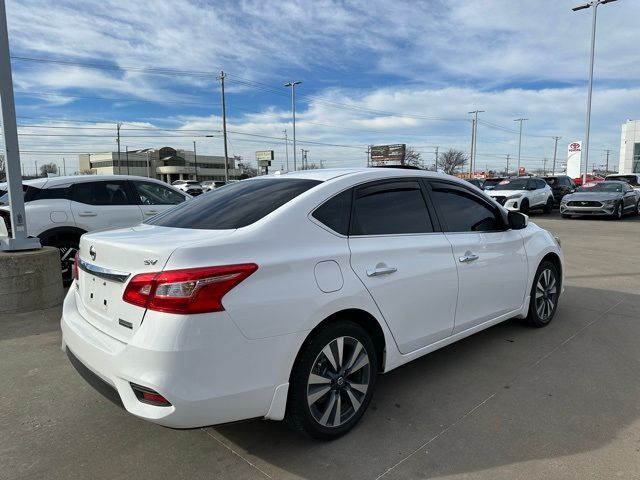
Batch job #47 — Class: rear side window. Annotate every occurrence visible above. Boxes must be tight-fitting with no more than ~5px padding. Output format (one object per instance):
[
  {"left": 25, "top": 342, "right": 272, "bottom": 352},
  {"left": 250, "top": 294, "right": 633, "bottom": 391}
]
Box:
[
  {"left": 429, "top": 181, "right": 502, "bottom": 232},
  {"left": 351, "top": 181, "right": 433, "bottom": 235},
  {"left": 146, "top": 178, "right": 321, "bottom": 230},
  {"left": 27, "top": 186, "right": 70, "bottom": 201},
  {"left": 312, "top": 189, "right": 352, "bottom": 235},
  {"left": 72, "top": 181, "right": 131, "bottom": 206}
]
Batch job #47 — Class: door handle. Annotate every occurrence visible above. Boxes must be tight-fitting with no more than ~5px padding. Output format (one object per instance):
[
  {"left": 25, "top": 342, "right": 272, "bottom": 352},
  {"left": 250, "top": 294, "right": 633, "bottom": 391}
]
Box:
[
  {"left": 459, "top": 252, "right": 479, "bottom": 263},
  {"left": 144, "top": 210, "right": 159, "bottom": 215},
  {"left": 366, "top": 265, "right": 398, "bottom": 277},
  {"left": 78, "top": 211, "right": 97, "bottom": 217}
]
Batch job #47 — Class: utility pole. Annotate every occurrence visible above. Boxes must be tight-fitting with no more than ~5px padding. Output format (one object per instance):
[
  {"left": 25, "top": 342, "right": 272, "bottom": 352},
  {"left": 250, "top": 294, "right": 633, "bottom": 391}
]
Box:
[
  {"left": 506, "top": 154, "right": 510, "bottom": 176},
  {"left": 125, "top": 145, "right": 130, "bottom": 175},
  {"left": 283, "top": 129, "right": 289, "bottom": 171},
  {"left": 116, "top": 122, "right": 122, "bottom": 175},
  {"left": 193, "top": 140, "right": 198, "bottom": 181},
  {"left": 146, "top": 151, "right": 151, "bottom": 178},
  {"left": 605, "top": 149, "right": 610, "bottom": 173},
  {"left": 543, "top": 158, "right": 548, "bottom": 175},
  {"left": 572, "top": 0, "right": 617, "bottom": 184},
  {"left": 434, "top": 146, "right": 439, "bottom": 172},
  {"left": 468, "top": 110, "right": 484, "bottom": 174},
  {"left": 0, "top": 0, "right": 39, "bottom": 250},
  {"left": 301, "top": 149, "right": 309, "bottom": 169},
  {"left": 514, "top": 118, "right": 528, "bottom": 176},
  {"left": 63, "top": 157, "right": 66, "bottom": 176},
  {"left": 366, "top": 145, "right": 371, "bottom": 167},
  {"left": 469, "top": 118, "right": 475, "bottom": 177},
  {"left": 552, "top": 136, "right": 560, "bottom": 175},
  {"left": 217, "top": 71, "right": 229, "bottom": 182},
  {"left": 34, "top": 161, "right": 37, "bottom": 177},
  {"left": 285, "top": 81, "right": 302, "bottom": 170}
]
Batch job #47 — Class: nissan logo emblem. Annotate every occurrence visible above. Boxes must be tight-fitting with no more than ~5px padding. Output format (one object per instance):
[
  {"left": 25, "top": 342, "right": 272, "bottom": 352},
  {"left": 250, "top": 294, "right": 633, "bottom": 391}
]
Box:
[{"left": 89, "top": 245, "right": 96, "bottom": 261}]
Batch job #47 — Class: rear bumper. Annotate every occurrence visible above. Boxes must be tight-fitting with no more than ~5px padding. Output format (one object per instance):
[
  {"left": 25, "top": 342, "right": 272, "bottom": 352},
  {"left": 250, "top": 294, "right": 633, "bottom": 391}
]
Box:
[{"left": 61, "top": 287, "right": 302, "bottom": 428}]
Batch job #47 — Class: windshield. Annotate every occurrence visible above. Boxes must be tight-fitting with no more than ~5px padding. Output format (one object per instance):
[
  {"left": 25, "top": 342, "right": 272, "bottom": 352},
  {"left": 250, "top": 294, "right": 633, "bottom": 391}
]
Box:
[
  {"left": 577, "top": 182, "right": 623, "bottom": 193},
  {"left": 483, "top": 178, "right": 504, "bottom": 187},
  {"left": 493, "top": 178, "right": 528, "bottom": 191},
  {"left": 146, "top": 178, "right": 321, "bottom": 229}
]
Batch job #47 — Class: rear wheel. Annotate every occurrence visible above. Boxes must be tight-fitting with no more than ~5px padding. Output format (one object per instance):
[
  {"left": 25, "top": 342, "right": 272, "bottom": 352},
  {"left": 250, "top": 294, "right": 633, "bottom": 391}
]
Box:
[
  {"left": 527, "top": 261, "right": 560, "bottom": 328},
  {"left": 543, "top": 196, "right": 553, "bottom": 214},
  {"left": 520, "top": 198, "right": 530, "bottom": 215},
  {"left": 286, "top": 321, "right": 377, "bottom": 440},
  {"left": 42, "top": 237, "right": 79, "bottom": 286},
  {"left": 633, "top": 200, "right": 640, "bottom": 216}
]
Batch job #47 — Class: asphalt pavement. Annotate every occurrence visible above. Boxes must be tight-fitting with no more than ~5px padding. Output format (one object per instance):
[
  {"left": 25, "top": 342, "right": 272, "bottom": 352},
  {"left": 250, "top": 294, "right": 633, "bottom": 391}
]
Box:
[{"left": 2, "top": 211, "right": 640, "bottom": 480}]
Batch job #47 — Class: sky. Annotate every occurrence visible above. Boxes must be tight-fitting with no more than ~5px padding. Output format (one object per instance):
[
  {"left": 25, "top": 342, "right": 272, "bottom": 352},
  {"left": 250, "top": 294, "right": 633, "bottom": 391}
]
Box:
[{"left": 2, "top": 0, "right": 640, "bottom": 175}]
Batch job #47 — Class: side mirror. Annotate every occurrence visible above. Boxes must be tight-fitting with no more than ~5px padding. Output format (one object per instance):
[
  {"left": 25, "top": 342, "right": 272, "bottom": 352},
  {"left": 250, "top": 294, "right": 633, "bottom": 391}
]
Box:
[{"left": 508, "top": 211, "right": 528, "bottom": 230}]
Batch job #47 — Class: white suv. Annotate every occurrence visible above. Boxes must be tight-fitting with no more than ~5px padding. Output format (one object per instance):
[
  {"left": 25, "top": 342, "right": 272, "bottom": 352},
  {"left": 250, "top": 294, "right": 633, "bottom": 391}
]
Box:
[
  {"left": 171, "top": 180, "right": 203, "bottom": 196},
  {"left": 62, "top": 168, "right": 563, "bottom": 440},
  {"left": 487, "top": 177, "right": 554, "bottom": 214},
  {"left": 0, "top": 175, "right": 189, "bottom": 283}
]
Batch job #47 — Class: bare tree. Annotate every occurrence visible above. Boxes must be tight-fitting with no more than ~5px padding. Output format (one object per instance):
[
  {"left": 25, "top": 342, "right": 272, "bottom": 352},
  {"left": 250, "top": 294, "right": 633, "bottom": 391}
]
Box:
[
  {"left": 403, "top": 146, "right": 422, "bottom": 168},
  {"left": 237, "top": 161, "right": 257, "bottom": 179},
  {"left": 302, "top": 163, "right": 320, "bottom": 170},
  {"left": 439, "top": 149, "right": 468, "bottom": 175},
  {"left": 39, "top": 162, "right": 58, "bottom": 177}
]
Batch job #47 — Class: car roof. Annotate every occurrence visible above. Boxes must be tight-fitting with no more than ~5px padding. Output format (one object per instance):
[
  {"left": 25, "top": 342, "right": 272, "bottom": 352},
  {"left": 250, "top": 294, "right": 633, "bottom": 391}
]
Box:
[{"left": 8, "top": 175, "right": 176, "bottom": 189}]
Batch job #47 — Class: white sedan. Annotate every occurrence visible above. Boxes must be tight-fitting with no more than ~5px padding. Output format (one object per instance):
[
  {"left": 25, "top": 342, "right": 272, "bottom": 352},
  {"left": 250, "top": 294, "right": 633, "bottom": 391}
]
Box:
[{"left": 61, "top": 168, "right": 563, "bottom": 440}]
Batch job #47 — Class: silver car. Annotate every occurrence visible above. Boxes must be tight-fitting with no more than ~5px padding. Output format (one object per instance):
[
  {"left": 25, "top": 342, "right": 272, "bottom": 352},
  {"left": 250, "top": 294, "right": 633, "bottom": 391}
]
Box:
[{"left": 560, "top": 181, "right": 640, "bottom": 219}]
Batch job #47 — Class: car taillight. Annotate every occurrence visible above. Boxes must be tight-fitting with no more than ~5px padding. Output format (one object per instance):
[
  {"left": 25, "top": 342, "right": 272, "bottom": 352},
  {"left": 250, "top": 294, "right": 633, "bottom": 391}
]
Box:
[
  {"left": 122, "top": 264, "right": 258, "bottom": 314},
  {"left": 73, "top": 251, "right": 80, "bottom": 281}
]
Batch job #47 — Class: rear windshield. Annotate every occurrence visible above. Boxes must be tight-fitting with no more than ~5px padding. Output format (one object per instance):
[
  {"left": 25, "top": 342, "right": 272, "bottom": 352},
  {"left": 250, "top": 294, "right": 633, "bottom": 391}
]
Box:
[
  {"left": 146, "top": 178, "right": 321, "bottom": 229},
  {"left": 606, "top": 175, "right": 638, "bottom": 186}
]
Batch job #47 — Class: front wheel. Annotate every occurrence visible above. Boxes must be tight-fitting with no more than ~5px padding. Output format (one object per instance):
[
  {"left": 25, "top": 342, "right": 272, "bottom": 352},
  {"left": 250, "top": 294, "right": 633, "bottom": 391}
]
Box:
[
  {"left": 612, "top": 201, "right": 624, "bottom": 220},
  {"left": 520, "top": 198, "right": 530, "bottom": 215},
  {"left": 633, "top": 200, "right": 640, "bottom": 216},
  {"left": 543, "top": 196, "right": 553, "bottom": 214},
  {"left": 43, "top": 237, "right": 79, "bottom": 286},
  {"left": 527, "top": 261, "right": 560, "bottom": 328},
  {"left": 286, "top": 321, "right": 377, "bottom": 440}
]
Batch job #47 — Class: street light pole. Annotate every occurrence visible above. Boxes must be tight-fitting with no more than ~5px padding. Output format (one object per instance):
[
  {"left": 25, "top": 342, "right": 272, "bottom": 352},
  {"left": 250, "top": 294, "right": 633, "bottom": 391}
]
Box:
[
  {"left": 217, "top": 71, "right": 229, "bottom": 182},
  {"left": 283, "top": 129, "right": 289, "bottom": 171},
  {"left": 468, "top": 110, "right": 484, "bottom": 175},
  {"left": 572, "top": 0, "right": 617, "bottom": 184},
  {"left": 285, "top": 81, "right": 302, "bottom": 171},
  {"left": 552, "top": 136, "right": 560, "bottom": 175},
  {"left": 193, "top": 140, "right": 198, "bottom": 181},
  {"left": 0, "top": 0, "right": 40, "bottom": 250},
  {"left": 514, "top": 118, "right": 528, "bottom": 176}
]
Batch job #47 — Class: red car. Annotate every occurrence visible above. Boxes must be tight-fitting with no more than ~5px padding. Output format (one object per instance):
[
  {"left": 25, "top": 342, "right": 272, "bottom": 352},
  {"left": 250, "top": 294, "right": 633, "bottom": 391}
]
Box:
[{"left": 573, "top": 174, "right": 604, "bottom": 186}]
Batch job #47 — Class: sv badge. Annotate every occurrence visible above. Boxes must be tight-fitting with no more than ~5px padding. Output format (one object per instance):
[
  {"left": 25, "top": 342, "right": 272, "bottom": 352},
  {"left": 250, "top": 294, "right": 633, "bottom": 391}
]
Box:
[{"left": 144, "top": 259, "right": 158, "bottom": 265}]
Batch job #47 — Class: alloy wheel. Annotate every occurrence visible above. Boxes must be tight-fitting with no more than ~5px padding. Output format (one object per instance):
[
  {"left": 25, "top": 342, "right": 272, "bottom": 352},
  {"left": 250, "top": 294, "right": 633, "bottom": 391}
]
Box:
[
  {"left": 306, "top": 336, "right": 371, "bottom": 428},
  {"left": 535, "top": 269, "right": 557, "bottom": 321}
]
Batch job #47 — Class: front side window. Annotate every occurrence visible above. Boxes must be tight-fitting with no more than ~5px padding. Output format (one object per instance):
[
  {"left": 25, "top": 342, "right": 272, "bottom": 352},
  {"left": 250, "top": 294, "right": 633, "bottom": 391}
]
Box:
[
  {"left": 429, "top": 181, "right": 502, "bottom": 232},
  {"left": 350, "top": 181, "right": 433, "bottom": 236},
  {"left": 72, "top": 181, "right": 131, "bottom": 206},
  {"left": 132, "top": 181, "right": 185, "bottom": 205},
  {"left": 146, "top": 178, "right": 321, "bottom": 230}
]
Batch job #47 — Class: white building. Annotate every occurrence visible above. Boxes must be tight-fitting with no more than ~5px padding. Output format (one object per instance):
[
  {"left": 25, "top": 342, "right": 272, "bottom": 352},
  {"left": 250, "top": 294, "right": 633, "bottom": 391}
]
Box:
[
  {"left": 618, "top": 120, "right": 640, "bottom": 174},
  {"left": 79, "top": 146, "right": 240, "bottom": 183}
]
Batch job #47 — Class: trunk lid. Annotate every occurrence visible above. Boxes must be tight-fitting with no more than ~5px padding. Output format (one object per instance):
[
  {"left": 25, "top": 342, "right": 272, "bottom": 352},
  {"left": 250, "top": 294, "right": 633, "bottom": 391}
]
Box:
[{"left": 76, "top": 224, "right": 234, "bottom": 343}]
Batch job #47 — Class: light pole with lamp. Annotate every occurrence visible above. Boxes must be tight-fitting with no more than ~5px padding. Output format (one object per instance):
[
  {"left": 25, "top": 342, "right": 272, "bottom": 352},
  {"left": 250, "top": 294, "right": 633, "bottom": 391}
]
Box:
[
  {"left": 284, "top": 81, "right": 302, "bottom": 171},
  {"left": 572, "top": 0, "right": 618, "bottom": 184}
]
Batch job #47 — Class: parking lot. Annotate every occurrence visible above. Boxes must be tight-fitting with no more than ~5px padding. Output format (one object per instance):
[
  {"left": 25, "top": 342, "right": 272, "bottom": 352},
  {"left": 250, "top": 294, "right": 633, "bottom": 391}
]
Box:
[{"left": 2, "top": 211, "right": 640, "bottom": 480}]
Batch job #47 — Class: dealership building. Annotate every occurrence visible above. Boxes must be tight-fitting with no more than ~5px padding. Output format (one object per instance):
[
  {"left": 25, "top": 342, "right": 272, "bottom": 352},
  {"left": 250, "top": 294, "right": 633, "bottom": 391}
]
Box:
[
  {"left": 618, "top": 120, "right": 640, "bottom": 174},
  {"left": 79, "top": 146, "right": 240, "bottom": 183}
]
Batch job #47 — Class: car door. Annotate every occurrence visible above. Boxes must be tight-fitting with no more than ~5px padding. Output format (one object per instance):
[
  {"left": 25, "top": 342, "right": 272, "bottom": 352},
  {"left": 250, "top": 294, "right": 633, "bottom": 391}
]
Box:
[
  {"left": 622, "top": 184, "right": 636, "bottom": 211},
  {"left": 530, "top": 179, "right": 544, "bottom": 206},
  {"left": 347, "top": 179, "right": 458, "bottom": 354},
  {"left": 426, "top": 180, "right": 528, "bottom": 334},
  {"left": 70, "top": 180, "right": 144, "bottom": 232},
  {"left": 129, "top": 180, "right": 188, "bottom": 219}
]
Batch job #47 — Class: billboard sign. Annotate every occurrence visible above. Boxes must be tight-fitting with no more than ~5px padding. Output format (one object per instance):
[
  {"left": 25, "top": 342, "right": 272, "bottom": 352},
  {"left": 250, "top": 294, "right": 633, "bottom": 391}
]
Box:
[
  {"left": 256, "top": 150, "right": 274, "bottom": 161},
  {"left": 566, "top": 141, "right": 583, "bottom": 179},
  {"left": 370, "top": 144, "right": 406, "bottom": 164}
]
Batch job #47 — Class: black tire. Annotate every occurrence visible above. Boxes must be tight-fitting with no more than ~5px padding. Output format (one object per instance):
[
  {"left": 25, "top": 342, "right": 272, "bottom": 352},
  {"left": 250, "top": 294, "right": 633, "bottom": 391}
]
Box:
[
  {"left": 285, "top": 321, "right": 377, "bottom": 440},
  {"left": 633, "top": 201, "right": 640, "bottom": 216},
  {"left": 527, "top": 261, "right": 560, "bottom": 328},
  {"left": 543, "top": 197, "right": 553, "bottom": 214},
  {"left": 520, "top": 198, "right": 530, "bottom": 215},
  {"left": 561, "top": 213, "right": 572, "bottom": 219},
  {"left": 42, "top": 237, "right": 79, "bottom": 286},
  {"left": 612, "top": 201, "right": 624, "bottom": 220}
]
